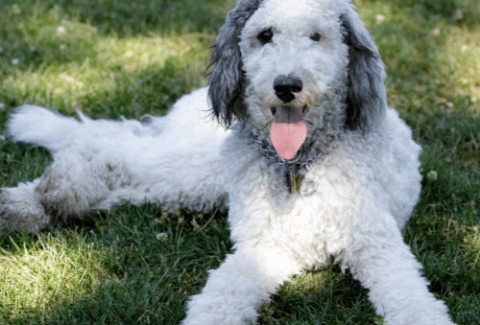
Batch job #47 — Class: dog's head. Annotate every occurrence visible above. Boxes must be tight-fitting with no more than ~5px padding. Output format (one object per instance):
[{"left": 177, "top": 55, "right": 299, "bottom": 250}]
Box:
[{"left": 209, "top": 0, "right": 387, "bottom": 157}]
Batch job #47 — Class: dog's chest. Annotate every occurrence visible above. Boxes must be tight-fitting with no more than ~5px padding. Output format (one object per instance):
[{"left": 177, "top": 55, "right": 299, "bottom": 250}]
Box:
[
  {"left": 223, "top": 131, "right": 359, "bottom": 263},
  {"left": 228, "top": 161, "right": 354, "bottom": 266}
]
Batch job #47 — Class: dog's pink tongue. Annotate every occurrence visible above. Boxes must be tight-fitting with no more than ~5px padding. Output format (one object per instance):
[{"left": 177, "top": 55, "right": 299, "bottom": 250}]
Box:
[{"left": 270, "top": 122, "right": 307, "bottom": 160}]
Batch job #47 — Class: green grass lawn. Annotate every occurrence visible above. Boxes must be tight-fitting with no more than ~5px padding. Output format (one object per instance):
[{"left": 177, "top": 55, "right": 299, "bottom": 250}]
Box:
[{"left": 0, "top": 0, "right": 479, "bottom": 324}]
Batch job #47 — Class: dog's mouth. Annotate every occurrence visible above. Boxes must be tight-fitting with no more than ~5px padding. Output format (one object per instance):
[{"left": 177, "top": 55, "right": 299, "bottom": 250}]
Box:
[{"left": 269, "top": 104, "right": 309, "bottom": 160}]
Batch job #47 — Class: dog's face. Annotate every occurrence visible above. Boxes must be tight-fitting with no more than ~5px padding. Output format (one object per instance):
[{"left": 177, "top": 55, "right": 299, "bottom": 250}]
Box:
[
  {"left": 240, "top": 0, "right": 348, "bottom": 155},
  {"left": 209, "top": 0, "right": 387, "bottom": 158}
]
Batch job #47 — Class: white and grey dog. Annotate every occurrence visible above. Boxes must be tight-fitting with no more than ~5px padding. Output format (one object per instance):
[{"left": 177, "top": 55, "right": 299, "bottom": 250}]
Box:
[{"left": 1, "top": 0, "right": 456, "bottom": 324}]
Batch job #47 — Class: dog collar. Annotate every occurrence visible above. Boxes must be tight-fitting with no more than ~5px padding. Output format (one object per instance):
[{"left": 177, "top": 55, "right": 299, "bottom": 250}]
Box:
[
  {"left": 236, "top": 122, "right": 335, "bottom": 196},
  {"left": 254, "top": 137, "right": 322, "bottom": 195}
]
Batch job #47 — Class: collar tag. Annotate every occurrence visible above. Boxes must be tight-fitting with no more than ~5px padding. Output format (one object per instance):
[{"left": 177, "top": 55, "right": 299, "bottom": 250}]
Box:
[{"left": 284, "top": 168, "right": 317, "bottom": 196}]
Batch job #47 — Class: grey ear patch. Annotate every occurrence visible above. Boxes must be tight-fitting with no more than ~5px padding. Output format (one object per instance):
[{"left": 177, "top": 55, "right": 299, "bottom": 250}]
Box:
[
  {"left": 340, "top": 12, "right": 387, "bottom": 133},
  {"left": 208, "top": 0, "right": 264, "bottom": 128}
]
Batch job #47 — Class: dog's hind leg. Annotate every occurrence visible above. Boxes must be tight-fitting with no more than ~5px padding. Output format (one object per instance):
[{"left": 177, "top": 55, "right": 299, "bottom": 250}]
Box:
[
  {"left": 0, "top": 146, "right": 132, "bottom": 232},
  {"left": 29, "top": 130, "right": 228, "bottom": 229},
  {"left": 1, "top": 87, "right": 228, "bottom": 232},
  {"left": 0, "top": 179, "right": 49, "bottom": 233},
  {"left": 0, "top": 106, "right": 84, "bottom": 232},
  {"left": 0, "top": 105, "right": 148, "bottom": 231}
]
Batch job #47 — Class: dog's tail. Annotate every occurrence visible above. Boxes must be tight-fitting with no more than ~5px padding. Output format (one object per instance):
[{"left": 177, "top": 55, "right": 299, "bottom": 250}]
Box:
[
  {"left": 7, "top": 105, "right": 86, "bottom": 154},
  {"left": 7, "top": 105, "right": 153, "bottom": 154}
]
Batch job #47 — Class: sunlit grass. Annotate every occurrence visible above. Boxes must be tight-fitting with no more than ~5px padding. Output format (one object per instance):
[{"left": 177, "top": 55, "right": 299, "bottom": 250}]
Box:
[
  {"left": 0, "top": 231, "right": 105, "bottom": 319},
  {"left": 2, "top": 32, "right": 212, "bottom": 116},
  {"left": 0, "top": 0, "right": 479, "bottom": 324}
]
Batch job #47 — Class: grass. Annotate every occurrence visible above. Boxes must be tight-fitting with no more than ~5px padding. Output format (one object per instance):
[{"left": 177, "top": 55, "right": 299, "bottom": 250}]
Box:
[{"left": 0, "top": 0, "right": 479, "bottom": 324}]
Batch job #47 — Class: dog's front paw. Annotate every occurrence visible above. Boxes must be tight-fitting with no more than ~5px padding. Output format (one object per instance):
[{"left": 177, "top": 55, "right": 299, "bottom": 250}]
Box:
[{"left": 182, "top": 291, "right": 261, "bottom": 325}]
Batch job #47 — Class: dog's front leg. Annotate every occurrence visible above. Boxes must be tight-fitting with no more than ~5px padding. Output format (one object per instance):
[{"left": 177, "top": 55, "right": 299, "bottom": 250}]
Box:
[
  {"left": 182, "top": 247, "right": 299, "bottom": 325},
  {"left": 343, "top": 222, "right": 456, "bottom": 325}
]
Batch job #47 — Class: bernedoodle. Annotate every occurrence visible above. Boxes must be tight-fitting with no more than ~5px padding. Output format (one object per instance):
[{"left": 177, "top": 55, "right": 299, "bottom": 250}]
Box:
[{"left": 1, "top": 0, "right": 456, "bottom": 324}]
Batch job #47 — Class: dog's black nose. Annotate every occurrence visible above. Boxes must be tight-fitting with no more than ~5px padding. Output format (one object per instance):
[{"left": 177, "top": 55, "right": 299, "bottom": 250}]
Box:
[{"left": 274, "top": 74, "right": 303, "bottom": 103}]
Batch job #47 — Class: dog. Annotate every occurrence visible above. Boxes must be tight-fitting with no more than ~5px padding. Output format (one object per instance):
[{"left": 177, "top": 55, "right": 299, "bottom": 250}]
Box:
[{"left": 0, "top": 0, "right": 457, "bottom": 324}]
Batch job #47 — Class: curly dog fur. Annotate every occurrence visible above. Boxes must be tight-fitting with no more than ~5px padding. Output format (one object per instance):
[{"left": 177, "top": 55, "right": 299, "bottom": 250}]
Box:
[{"left": 1, "top": 0, "right": 456, "bottom": 324}]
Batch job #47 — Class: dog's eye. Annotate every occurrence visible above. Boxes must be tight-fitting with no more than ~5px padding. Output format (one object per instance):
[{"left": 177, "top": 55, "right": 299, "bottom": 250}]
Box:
[
  {"left": 310, "top": 32, "right": 322, "bottom": 42},
  {"left": 257, "top": 29, "right": 273, "bottom": 45}
]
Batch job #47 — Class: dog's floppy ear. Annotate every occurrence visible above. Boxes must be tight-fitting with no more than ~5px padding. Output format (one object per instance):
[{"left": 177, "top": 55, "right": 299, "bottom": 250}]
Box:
[
  {"left": 340, "top": 9, "right": 387, "bottom": 133},
  {"left": 208, "top": 0, "right": 263, "bottom": 128}
]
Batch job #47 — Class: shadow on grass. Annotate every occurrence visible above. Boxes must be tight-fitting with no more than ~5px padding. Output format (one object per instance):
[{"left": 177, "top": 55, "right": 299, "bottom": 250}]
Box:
[{"left": 0, "top": 142, "right": 51, "bottom": 188}]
